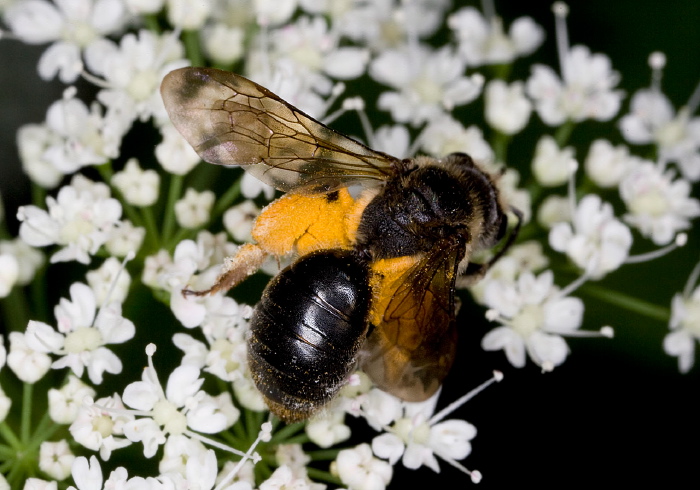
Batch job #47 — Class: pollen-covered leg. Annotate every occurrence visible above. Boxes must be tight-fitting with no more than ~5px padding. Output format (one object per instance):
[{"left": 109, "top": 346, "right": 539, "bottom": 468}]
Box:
[{"left": 183, "top": 243, "right": 267, "bottom": 296}]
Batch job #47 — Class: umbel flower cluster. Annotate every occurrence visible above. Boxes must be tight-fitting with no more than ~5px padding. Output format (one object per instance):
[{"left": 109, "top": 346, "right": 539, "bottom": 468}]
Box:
[{"left": 0, "top": 0, "right": 699, "bottom": 488}]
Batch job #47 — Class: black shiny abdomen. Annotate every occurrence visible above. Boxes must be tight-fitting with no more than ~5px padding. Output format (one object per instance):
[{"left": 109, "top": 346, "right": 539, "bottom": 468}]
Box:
[{"left": 248, "top": 250, "right": 371, "bottom": 421}]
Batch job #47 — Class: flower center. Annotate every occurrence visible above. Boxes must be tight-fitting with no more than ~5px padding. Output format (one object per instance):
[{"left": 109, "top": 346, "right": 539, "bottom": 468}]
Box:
[
  {"left": 682, "top": 299, "right": 700, "bottom": 337},
  {"left": 290, "top": 45, "right": 323, "bottom": 71},
  {"left": 92, "top": 414, "right": 114, "bottom": 438},
  {"left": 413, "top": 76, "right": 443, "bottom": 104},
  {"left": 127, "top": 70, "right": 159, "bottom": 102},
  {"left": 511, "top": 304, "right": 544, "bottom": 338},
  {"left": 211, "top": 338, "right": 240, "bottom": 374},
  {"left": 628, "top": 188, "right": 669, "bottom": 217},
  {"left": 63, "top": 21, "right": 97, "bottom": 47},
  {"left": 64, "top": 327, "right": 103, "bottom": 353},
  {"left": 60, "top": 218, "right": 95, "bottom": 245},
  {"left": 655, "top": 114, "right": 688, "bottom": 148},
  {"left": 152, "top": 399, "right": 187, "bottom": 435},
  {"left": 394, "top": 417, "right": 431, "bottom": 445}
]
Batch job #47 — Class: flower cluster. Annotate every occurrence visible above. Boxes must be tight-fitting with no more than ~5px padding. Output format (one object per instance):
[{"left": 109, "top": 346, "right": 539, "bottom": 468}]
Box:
[{"left": 0, "top": 1, "right": 698, "bottom": 489}]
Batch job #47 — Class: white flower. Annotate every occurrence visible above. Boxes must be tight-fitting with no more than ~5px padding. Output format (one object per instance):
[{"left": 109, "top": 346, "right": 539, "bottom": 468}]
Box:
[
  {"left": 306, "top": 410, "right": 351, "bottom": 448},
  {"left": 202, "top": 23, "right": 245, "bottom": 65},
  {"left": 537, "top": 195, "right": 571, "bottom": 229},
  {"left": 420, "top": 116, "right": 493, "bottom": 162},
  {"left": 23, "top": 478, "right": 58, "bottom": 490},
  {"left": 175, "top": 188, "right": 215, "bottom": 229},
  {"left": 584, "top": 139, "right": 640, "bottom": 188},
  {"left": 48, "top": 375, "right": 96, "bottom": 424},
  {"left": 241, "top": 172, "right": 275, "bottom": 200},
  {"left": 0, "top": 239, "right": 45, "bottom": 286},
  {"left": 166, "top": 0, "right": 211, "bottom": 30},
  {"left": 104, "top": 220, "right": 145, "bottom": 257},
  {"left": 333, "top": 443, "right": 392, "bottom": 490},
  {"left": 336, "top": 0, "right": 449, "bottom": 52},
  {"left": 84, "top": 29, "right": 188, "bottom": 125},
  {"left": 86, "top": 257, "right": 131, "bottom": 306},
  {"left": 70, "top": 456, "right": 104, "bottom": 490},
  {"left": 41, "top": 96, "right": 124, "bottom": 174},
  {"left": 124, "top": 0, "right": 164, "bottom": 14},
  {"left": 370, "top": 44, "right": 482, "bottom": 126},
  {"left": 0, "top": 385, "right": 11, "bottom": 423},
  {"left": 619, "top": 88, "right": 700, "bottom": 181},
  {"left": 70, "top": 394, "right": 133, "bottom": 460},
  {"left": 7, "top": 331, "right": 52, "bottom": 383},
  {"left": 223, "top": 200, "right": 260, "bottom": 243},
  {"left": 531, "top": 135, "right": 576, "bottom": 187},
  {"left": 664, "top": 284, "right": 700, "bottom": 373},
  {"left": 27, "top": 282, "right": 135, "bottom": 384},
  {"left": 173, "top": 301, "right": 250, "bottom": 381},
  {"left": 0, "top": 254, "right": 19, "bottom": 298},
  {"left": 468, "top": 240, "right": 550, "bottom": 301},
  {"left": 619, "top": 162, "right": 700, "bottom": 245},
  {"left": 448, "top": 7, "right": 544, "bottom": 66},
  {"left": 484, "top": 79, "right": 532, "bottom": 135},
  {"left": 270, "top": 15, "right": 369, "bottom": 80},
  {"left": 275, "top": 444, "right": 311, "bottom": 476},
  {"left": 372, "top": 125, "right": 410, "bottom": 159},
  {"left": 481, "top": 270, "right": 584, "bottom": 369},
  {"left": 254, "top": 0, "right": 297, "bottom": 26},
  {"left": 526, "top": 45, "right": 623, "bottom": 125},
  {"left": 549, "top": 195, "right": 632, "bottom": 279},
  {"left": 122, "top": 360, "right": 234, "bottom": 457},
  {"left": 370, "top": 392, "right": 476, "bottom": 474},
  {"left": 112, "top": 158, "right": 161, "bottom": 207},
  {"left": 156, "top": 122, "right": 201, "bottom": 175},
  {"left": 5, "top": 0, "right": 128, "bottom": 82},
  {"left": 16, "top": 123, "right": 63, "bottom": 189},
  {"left": 258, "top": 465, "right": 321, "bottom": 490},
  {"left": 17, "top": 175, "right": 122, "bottom": 264},
  {"left": 158, "top": 434, "right": 208, "bottom": 476},
  {"left": 39, "top": 440, "right": 75, "bottom": 481}
]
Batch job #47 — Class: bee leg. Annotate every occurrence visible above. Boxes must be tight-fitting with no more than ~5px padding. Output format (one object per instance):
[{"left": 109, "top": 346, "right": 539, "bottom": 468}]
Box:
[{"left": 182, "top": 243, "right": 268, "bottom": 296}]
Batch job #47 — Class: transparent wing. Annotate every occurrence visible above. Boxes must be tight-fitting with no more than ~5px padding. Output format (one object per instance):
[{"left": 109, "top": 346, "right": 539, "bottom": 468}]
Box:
[
  {"left": 161, "top": 67, "right": 399, "bottom": 193},
  {"left": 361, "top": 238, "right": 465, "bottom": 402}
]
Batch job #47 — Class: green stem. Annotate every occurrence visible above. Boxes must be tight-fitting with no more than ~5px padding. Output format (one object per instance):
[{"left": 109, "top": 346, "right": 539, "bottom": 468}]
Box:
[
  {"left": 183, "top": 29, "right": 205, "bottom": 67},
  {"left": 212, "top": 177, "right": 243, "bottom": 220},
  {"left": 26, "top": 413, "right": 60, "bottom": 453},
  {"left": 268, "top": 421, "right": 306, "bottom": 444},
  {"left": 144, "top": 13, "right": 161, "bottom": 33},
  {"left": 306, "top": 466, "right": 342, "bottom": 486},
  {"left": 0, "top": 286, "right": 31, "bottom": 333},
  {"left": 553, "top": 120, "right": 575, "bottom": 146},
  {"left": 491, "top": 130, "right": 511, "bottom": 164},
  {"left": 581, "top": 283, "right": 670, "bottom": 323},
  {"left": 31, "top": 184, "right": 46, "bottom": 208},
  {"left": 162, "top": 174, "right": 184, "bottom": 245},
  {"left": 0, "top": 422, "right": 21, "bottom": 450},
  {"left": 0, "top": 444, "right": 17, "bottom": 459},
  {"left": 21, "top": 383, "right": 33, "bottom": 444},
  {"left": 140, "top": 205, "right": 161, "bottom": 251},
  {"left": 306, "top": 448, "right": 341, "bottom": 461}
]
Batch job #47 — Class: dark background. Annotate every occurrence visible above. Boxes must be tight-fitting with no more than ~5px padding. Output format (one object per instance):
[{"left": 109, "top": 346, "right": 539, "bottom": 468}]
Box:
[{"left": 1, "top": 1, "right": 699, "bottom": 488}]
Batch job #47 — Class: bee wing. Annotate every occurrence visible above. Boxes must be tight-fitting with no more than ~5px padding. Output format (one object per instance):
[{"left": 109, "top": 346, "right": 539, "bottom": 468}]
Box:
[
  {"left": 161, "top": 67, "right": 399, "bottom": 193},
  {"left": 361, "top": 239, "right": 465, "bottom": 402}
]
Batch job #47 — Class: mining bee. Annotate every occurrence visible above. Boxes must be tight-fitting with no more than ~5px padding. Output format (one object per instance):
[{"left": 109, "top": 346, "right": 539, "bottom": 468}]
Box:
[{"left": 161, "top": 67, "right": 521, "bottom": 422}]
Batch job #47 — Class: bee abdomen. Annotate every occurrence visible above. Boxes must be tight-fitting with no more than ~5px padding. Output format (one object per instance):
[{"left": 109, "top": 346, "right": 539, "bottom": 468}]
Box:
[{"left": 248, "top": 250, "right": 371, "bottom": 422}]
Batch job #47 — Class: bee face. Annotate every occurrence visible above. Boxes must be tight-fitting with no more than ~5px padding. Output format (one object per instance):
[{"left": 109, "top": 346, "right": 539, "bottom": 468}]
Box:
[{"left": 161, "top": 67, "right": 520, "bottom": 421}]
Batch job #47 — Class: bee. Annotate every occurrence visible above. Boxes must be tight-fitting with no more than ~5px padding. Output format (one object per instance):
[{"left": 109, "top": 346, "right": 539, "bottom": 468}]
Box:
[{"left": 160, "top": 67, "right": 521, "bottom": 422}]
